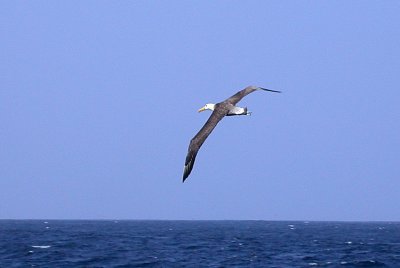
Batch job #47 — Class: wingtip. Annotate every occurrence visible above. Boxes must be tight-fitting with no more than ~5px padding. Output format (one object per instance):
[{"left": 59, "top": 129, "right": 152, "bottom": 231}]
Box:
[
  {"left": 182, "top": 167, "right": 189, "bottom": 183},
  {"left": 259, "top": 87, "right": 281, "bottom": 93}
]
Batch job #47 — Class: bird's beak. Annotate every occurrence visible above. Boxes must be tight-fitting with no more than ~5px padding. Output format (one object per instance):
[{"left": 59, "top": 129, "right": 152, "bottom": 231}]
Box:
[{"left": 198, "top": 106, "right": 206, "bottom": 113}]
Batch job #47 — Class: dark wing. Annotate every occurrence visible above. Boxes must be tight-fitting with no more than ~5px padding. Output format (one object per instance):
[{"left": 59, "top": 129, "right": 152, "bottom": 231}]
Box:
[
  {"left": 226, "top": 86, "right": 281, "bottom": 105},
  {"left": 183, "top": 108, "right": 227, "bottom": 182},
  {"left": 224, "top": 86, "right": 259, "bottom": 105}
]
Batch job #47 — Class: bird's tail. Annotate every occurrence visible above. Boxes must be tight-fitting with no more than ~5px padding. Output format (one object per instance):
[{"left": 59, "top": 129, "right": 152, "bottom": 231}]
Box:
[{"left": 244, "top": 107, "right": 252, "bottom": 116}]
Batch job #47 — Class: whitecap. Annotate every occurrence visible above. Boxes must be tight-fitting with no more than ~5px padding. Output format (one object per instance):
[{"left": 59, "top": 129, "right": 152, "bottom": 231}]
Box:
[
  {"left": 309, "top": 262, "right": 318, "bottom": 266},
  {"left": 345, "top": 241, "right": 352, "bottom": 244},
  {"left": 32, "top": 245, "right": 51, "bottom": 249}
]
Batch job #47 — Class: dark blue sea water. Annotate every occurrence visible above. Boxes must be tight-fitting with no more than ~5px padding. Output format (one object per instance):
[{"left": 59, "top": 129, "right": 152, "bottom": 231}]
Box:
[{"left": 0, "top": 220, "right": 399, "bottom": 267}]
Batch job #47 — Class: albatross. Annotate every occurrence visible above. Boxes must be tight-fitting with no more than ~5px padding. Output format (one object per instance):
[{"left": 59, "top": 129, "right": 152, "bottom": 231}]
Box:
[{"left": 182, "top": 85, "right": 281, "bottom": 182}]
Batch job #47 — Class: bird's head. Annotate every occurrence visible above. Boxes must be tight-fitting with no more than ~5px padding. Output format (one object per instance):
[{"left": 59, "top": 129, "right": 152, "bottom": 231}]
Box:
[{"left": 198, "top": 103, "right": 216, "bottom": 113}]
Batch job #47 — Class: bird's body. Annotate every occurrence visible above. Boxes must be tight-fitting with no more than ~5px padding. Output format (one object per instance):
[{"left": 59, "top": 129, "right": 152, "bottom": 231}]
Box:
[{"left": 182, "top": 85, "right": 281, "bottom": 182}]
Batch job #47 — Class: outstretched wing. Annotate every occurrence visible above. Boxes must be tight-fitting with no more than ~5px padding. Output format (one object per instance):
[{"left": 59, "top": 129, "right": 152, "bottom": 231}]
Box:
[
  {"left": 183, "top": 108, "right": 226, "bottom": 182},
  {"left": 226, "top": 86, "right": 281, "bottom": 105}
]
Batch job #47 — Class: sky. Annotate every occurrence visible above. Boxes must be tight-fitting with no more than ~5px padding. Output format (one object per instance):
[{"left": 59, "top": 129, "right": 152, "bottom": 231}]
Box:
[{"left": 1, "top": 1, "right": 399, "bottom": 221}]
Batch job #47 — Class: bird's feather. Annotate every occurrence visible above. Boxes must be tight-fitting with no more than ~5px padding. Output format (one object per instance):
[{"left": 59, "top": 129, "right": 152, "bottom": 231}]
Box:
[
  {"left": 225, "top": 86, "right": 259, "bottom": 105},
  {"left": 183, "top": 107, "right": 226, "bottom": 182},
  {"left": 226, "top": 86, "right": 280, "bottom": 105}
]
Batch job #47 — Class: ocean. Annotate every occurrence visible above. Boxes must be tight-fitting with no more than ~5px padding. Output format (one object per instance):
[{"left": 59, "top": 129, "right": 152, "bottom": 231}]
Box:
[{"left": 0, "top": 220, "right": 399, "bottom": 267}]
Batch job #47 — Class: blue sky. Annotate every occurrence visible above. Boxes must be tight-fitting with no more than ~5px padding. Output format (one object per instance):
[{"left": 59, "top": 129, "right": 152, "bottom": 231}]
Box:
[{"left": 1, "top": 1, "right": 399, "bottom": 220}]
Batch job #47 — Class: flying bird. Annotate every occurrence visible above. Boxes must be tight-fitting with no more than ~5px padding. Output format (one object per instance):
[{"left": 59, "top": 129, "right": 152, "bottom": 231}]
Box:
[{"left": 182, "top": 85, "right": 281, "bottom": 182}]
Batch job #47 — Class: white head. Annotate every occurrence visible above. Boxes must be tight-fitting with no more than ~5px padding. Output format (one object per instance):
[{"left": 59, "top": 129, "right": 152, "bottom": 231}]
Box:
[{"left": 198, "top": 103, "right": 216, "bottom": 113}]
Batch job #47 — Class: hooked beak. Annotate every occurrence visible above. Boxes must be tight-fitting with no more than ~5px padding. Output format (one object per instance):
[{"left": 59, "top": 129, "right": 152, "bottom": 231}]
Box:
[{"left": 198, "top": 106, "right": 206, "bottom": 113}]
